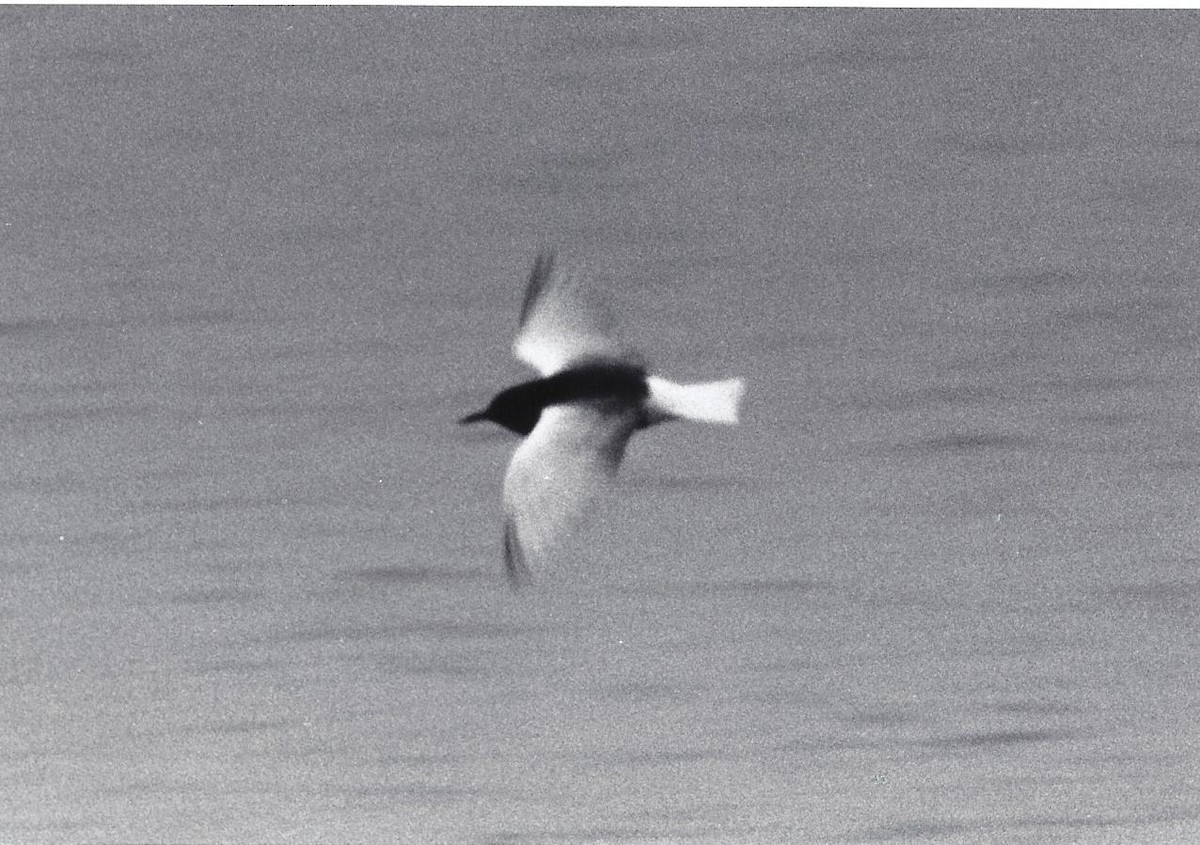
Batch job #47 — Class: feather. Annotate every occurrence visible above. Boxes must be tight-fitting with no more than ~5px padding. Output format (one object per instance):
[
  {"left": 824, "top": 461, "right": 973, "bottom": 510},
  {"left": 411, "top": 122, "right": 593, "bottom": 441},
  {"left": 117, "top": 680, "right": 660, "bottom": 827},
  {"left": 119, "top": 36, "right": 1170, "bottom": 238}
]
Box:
[
  {"left": 501, "top": 403, "right": 639, "bottom": 574},
  {"left": 511, "top": 250, "right": 638, "bottom": 376}
]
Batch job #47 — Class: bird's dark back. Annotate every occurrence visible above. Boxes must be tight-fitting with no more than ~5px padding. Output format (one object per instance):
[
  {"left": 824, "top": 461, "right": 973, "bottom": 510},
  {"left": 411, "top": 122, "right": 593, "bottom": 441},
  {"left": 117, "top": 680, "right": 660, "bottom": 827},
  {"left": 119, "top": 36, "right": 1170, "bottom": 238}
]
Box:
[
  {"left": 542, "top": 361, "right": 648, "bottom": 406},
  {"left": 489, "top": 361, "right": 648, "bottom": 436}
]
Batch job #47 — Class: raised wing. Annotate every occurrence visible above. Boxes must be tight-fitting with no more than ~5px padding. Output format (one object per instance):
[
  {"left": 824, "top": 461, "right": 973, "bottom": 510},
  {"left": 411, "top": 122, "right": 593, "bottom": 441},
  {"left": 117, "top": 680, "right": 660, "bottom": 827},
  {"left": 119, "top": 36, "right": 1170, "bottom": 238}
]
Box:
[
  {"left": 501, "top": 403, "right": 640, "bottom": 583},
  {"left": 512, "top": 251, "right": 637, "bottom": 376}
]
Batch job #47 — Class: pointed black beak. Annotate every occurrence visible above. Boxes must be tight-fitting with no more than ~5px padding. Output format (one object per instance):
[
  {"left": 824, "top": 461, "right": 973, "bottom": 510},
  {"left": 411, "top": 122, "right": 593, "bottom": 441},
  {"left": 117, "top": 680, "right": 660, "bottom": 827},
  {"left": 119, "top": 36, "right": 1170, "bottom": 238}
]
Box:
[{"left": 459, "top": 410, "right": 489, "bottom": 425}]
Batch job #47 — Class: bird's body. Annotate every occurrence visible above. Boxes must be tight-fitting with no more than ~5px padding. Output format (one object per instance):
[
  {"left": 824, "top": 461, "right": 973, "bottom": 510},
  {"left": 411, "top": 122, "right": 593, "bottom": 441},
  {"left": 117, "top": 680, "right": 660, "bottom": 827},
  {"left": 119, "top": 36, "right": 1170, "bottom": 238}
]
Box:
[
  {"left": 461, "top": 360, "right": 650, "bottom": 436},
  {"left": 460, "top": 251, "right": 744, "bottom": 584}
]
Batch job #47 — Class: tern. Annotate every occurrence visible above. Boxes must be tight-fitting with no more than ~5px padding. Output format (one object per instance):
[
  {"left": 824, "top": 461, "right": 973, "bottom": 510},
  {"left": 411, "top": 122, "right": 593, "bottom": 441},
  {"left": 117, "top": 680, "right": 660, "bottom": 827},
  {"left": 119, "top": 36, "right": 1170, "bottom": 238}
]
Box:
[{"left": 460, "top": 251, "right": 745, "bottom": 585}]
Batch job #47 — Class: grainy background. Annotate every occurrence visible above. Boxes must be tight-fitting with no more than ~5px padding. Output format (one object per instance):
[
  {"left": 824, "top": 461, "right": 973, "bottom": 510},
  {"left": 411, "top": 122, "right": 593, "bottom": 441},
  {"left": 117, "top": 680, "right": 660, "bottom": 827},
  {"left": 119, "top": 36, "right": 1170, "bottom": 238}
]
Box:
[{"left": 2, "top": 8, "right": 1198, "bottom": 843}]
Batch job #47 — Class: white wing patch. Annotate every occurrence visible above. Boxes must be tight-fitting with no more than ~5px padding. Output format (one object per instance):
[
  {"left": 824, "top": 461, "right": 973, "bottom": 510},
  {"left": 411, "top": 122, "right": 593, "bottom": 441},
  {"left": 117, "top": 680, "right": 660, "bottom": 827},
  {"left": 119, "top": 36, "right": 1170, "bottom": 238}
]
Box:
[
  {"left": 512, "top": 251, "right": 633, "bottom": 376},
  {"left": 501, "top": 403, "right": 640, "bottom": 576}
]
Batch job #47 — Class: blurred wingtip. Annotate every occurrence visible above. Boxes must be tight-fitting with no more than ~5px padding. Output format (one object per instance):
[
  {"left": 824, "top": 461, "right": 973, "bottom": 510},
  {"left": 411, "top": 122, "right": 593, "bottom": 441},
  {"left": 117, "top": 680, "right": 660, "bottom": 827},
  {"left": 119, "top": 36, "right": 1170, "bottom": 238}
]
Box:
[
  {"left": 518, "top": 248, "right": 558, "bottom": 329},
  {"left": 512, "top": 248, "right": 638, "bottom": 375},
  {"left": 503, "top": 518, "right": 532, "bottom": 589}
]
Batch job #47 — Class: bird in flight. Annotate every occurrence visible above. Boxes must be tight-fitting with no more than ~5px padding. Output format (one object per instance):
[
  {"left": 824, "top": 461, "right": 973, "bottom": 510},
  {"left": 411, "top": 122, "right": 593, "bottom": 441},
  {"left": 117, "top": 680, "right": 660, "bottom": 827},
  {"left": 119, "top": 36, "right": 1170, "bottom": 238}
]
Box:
[{"left": 460, "top": 250, "right": 745, "bottom": 586}]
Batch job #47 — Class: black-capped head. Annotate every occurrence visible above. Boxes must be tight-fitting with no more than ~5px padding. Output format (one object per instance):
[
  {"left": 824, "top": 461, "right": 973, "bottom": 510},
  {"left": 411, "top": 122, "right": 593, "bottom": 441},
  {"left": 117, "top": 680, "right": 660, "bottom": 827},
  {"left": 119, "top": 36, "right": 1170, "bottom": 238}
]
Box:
[{"left": 459, "top": 383, "right": 543, "bottom": 436}]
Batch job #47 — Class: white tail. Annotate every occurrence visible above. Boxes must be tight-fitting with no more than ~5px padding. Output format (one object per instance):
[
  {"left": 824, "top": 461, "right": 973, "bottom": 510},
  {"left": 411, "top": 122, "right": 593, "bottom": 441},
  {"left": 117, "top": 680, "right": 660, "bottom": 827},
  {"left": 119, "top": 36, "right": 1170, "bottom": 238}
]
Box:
[{"left": 645, "top": 376, "right": 745, "bottom": 425}]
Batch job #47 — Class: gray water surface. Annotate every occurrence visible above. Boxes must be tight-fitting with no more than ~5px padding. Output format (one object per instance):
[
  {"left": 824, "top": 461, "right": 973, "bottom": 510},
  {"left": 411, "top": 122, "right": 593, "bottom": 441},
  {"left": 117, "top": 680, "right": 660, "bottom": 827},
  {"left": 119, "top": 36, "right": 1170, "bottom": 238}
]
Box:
[{"left": 2, "top": 8, "right": 1198, "bottom": 844}]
